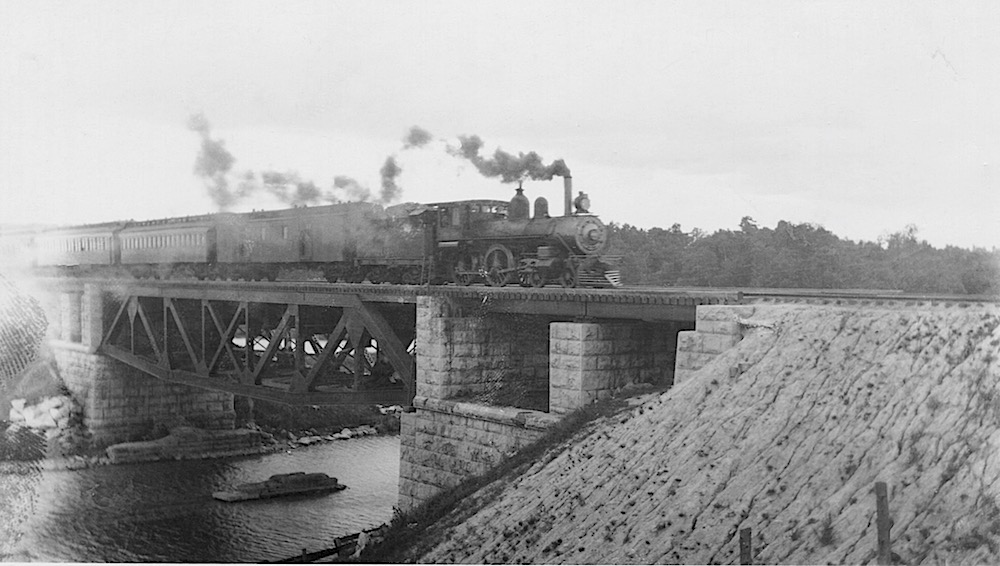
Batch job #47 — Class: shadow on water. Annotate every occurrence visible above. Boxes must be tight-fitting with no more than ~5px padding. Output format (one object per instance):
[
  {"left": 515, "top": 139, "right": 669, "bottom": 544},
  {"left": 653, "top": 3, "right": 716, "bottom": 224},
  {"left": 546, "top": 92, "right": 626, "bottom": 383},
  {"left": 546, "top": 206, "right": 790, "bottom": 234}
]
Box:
[{"left": 10, "top": 435, "right": 400, "bottom": 563}]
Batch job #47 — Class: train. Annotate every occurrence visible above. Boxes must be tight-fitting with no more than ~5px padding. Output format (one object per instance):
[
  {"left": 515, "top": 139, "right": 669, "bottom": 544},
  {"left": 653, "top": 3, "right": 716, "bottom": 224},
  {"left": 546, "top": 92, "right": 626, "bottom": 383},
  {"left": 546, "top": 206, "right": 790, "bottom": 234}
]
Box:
[{"left": 0, "top": 177, "right": 621, "bottom": 288}]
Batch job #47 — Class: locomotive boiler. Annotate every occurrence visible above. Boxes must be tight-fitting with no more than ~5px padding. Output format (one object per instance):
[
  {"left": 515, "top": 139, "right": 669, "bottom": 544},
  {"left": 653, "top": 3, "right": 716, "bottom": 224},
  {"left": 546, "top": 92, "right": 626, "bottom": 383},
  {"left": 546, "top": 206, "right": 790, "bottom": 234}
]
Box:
[{"left": 429, "top": 176, "right": 619, "bottom": 288}]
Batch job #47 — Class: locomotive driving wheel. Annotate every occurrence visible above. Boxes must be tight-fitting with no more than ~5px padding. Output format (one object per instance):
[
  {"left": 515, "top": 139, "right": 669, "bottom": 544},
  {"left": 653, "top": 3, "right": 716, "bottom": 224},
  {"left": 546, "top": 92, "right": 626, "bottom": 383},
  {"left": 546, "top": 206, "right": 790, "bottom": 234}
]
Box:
[{"left": 484, "top": 245, "right": 514, "bottom": 287}]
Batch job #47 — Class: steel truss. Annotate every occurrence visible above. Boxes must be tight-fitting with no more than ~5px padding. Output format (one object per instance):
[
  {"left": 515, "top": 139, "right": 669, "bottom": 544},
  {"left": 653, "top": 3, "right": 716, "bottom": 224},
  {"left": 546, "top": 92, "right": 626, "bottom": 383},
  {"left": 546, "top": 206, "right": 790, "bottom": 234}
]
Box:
[{"left": 100, "top": 293, "right": 415, "bottom": 406}]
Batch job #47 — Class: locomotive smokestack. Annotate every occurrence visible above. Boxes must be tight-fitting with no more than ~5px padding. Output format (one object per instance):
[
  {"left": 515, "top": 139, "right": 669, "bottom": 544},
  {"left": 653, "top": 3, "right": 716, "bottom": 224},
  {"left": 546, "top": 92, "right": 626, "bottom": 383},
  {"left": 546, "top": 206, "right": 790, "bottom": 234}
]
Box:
[{"left": 563, "top": 175, "right": 573, "bottom": 216}]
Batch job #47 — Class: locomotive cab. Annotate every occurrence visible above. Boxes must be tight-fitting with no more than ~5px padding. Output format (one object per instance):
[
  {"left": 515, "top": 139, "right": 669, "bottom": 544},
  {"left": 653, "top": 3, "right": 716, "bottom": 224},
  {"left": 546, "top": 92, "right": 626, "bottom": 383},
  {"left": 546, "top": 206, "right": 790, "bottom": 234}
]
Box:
[{"left": 431, "top": 199, "right": 508, "bottom": 242}]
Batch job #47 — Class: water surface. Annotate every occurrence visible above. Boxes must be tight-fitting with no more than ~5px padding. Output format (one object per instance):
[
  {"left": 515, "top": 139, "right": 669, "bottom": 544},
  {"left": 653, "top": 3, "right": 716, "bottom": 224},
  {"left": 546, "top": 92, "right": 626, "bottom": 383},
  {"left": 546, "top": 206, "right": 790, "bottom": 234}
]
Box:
[{"left": 9, "top": 435, "right": 399, "bottom": 562}]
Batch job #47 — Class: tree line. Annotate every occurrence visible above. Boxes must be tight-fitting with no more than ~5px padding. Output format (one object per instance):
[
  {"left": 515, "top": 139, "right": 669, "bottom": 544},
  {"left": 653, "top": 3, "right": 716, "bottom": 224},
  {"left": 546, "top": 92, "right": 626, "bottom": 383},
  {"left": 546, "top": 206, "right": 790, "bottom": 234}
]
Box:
[{"left": 606, "top": 218, "right": 999, "bottom": 295}]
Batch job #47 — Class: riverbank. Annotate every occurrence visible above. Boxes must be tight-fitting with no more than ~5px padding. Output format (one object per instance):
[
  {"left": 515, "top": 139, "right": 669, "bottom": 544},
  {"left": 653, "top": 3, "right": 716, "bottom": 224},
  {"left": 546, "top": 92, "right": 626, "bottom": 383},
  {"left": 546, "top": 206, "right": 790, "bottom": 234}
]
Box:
[
  {"left": 12, "top": 419, "right": 399, "bottom": 470},
  {"left": 3, "top": 380, "right": 403, "bottom": 468}
]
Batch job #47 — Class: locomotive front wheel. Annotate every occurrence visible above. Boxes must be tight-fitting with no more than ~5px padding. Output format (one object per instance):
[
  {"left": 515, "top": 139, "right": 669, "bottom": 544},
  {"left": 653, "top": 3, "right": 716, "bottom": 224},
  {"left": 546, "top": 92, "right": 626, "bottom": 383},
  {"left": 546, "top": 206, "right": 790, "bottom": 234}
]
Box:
[
  {"left": 528, "top": 271, "right": 545, "bottom": 288},
  {"left": 559, "top": 267, "right": 578, "bottom": 288}
]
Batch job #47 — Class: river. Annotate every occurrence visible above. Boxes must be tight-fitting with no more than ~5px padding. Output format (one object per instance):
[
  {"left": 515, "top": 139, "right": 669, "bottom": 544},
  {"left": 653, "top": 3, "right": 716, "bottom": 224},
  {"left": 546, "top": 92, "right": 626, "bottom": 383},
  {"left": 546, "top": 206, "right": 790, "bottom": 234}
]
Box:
[{"left": 6, "top": 435, "right": 399, "bottom": 563}]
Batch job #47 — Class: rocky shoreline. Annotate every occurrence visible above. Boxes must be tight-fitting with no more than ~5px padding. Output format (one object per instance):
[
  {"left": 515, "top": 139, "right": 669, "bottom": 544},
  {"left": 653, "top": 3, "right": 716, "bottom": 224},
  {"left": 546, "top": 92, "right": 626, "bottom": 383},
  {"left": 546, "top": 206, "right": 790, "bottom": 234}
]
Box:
[
  {"left": 4, "top": 393, "right": 401, "bottom": 470},
  {"left": 2, "top": 422, "right": 396, "bottom": 472}
]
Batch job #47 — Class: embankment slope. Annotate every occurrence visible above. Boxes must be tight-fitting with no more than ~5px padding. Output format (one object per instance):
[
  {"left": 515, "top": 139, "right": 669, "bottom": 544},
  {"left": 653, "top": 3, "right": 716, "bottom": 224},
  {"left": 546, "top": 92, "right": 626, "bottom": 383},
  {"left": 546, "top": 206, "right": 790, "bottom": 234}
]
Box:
[{"left": 417, "top": 303, "right": 1000, "bottom": 564}]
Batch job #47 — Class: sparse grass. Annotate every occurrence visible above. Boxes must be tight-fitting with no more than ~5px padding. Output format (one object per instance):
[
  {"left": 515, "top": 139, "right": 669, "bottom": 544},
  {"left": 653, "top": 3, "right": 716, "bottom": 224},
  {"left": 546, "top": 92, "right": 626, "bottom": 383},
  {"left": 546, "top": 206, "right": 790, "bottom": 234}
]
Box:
[
  {"left": 842, "top": 459, "right": 859, "bottom": 478},
  {"left": 954, "top": 527, "right": 999, "bottom": 554},
  {"left": 815, "top": 514, "right": 836, "bottom": 547},
  {"left": 940, "top": 459, "right": 962, "bottom": 486}
]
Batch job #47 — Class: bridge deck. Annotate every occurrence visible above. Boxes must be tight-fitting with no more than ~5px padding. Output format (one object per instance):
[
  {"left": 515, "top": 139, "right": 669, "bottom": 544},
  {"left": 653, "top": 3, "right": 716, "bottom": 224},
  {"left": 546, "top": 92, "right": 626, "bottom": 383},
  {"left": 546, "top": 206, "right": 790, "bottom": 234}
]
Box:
[{"left": 48, "top": 278, "right": 744, "bottom": 321}]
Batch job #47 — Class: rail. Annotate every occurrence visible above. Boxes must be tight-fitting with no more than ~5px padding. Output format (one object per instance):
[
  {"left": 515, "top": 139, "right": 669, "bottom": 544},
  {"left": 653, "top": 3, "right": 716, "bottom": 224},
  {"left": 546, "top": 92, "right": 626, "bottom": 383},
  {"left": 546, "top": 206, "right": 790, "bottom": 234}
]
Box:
[{"left": 33, "top": 277, "right": 999, "bottom": 307}]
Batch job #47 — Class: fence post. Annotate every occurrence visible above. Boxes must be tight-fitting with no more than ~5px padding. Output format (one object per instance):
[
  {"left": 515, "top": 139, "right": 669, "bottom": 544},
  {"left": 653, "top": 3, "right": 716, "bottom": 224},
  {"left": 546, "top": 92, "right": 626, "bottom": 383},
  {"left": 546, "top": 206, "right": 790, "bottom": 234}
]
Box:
[
  {"left": 875, "top": 481, "right": 891, "bottom": 565},
  {"left": 739, "top": 527, "right": 752, "bottom": 565}
]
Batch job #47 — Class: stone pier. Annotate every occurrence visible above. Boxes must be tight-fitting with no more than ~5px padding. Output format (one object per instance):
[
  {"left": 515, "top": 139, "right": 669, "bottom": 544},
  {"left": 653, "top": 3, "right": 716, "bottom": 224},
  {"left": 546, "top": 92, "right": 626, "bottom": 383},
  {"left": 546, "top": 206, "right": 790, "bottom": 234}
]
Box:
[
  {"left": 398, "top": 296, "right": 684, "bottom": 511},
  {"left": 43, "top": 283, "right": 235, "bottom": 447},
  {"left": 674, "top": 305, "right": 754, "bottom": 382},
  {"left": 52, "top": 345, "right": 235, "bottom": 446},
  {"left": 549, "top": 320, "right": 682, "bottom": 413}
]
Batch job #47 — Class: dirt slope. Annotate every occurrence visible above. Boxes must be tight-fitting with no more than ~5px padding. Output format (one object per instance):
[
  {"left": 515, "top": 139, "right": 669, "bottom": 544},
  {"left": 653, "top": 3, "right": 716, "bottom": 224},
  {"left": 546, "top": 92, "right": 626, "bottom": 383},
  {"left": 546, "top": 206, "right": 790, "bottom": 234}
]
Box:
[{"left": 418, "top": 303, "right": 1000, "bottom": 564}]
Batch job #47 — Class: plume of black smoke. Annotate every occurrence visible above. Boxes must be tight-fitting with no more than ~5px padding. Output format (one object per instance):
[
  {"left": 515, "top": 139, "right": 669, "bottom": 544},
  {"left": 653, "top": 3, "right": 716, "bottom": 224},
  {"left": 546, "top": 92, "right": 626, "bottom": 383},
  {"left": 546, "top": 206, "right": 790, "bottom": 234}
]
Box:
[
  {"left": 334, "top": 175, "right": 372, "bottom": 202},
  {"left": 187, "top": 113, "right": 384, "bottom": 209},
  {"left": 259, "top": 171, "right": 333, "bottom": 206},
  {"left": 448, "top": 134, "right": 570, "bottom": 183},
  {"left": 402, "top": 125, "right": 433, "bottom": 149},
  {"left": 234, "top": 170, "right": 259, "bottom": 200},
  {"left": 187, "top": 113, "right": 238, "bottom": 210},
  {"left": 379, "top": 156, "right": 402, "bottom": 203},
  {"left": 370, "top": 125, "right": 434, "bottom": 205}
]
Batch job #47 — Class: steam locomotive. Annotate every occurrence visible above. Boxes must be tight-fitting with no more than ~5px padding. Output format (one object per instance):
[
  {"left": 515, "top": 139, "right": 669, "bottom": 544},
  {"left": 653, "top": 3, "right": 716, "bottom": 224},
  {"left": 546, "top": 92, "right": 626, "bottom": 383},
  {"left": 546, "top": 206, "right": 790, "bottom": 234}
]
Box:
[{"left": 0, "top": 178, "right": 620, "bottom": 288}]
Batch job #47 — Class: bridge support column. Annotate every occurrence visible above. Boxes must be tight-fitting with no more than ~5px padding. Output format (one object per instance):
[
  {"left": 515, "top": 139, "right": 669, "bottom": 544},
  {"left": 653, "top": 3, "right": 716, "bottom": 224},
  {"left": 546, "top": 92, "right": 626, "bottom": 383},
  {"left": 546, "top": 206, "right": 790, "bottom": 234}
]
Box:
[
  {"left": 674, "top": 305, "right": 754, "bottom": 382},
  {"left": 413, "top": 296, "right": 549, "bottom": 402},
  {"left": 549, "top": 320, "right": 682, "bottom": 414},
  {"left": 58, "top": 290, "right": 82, "bottom": 343},
  {"left": 53, "top": 346, "right": 236, "bottom": 447},
  {"left": 398, "top": 296, "right": 556, "bottom": 512},
  {"left": 80, "top": 283, "right": 104, "bottom": 353},
  {"left": 398, "top": 397, "right": 557, "bottom": 512}
]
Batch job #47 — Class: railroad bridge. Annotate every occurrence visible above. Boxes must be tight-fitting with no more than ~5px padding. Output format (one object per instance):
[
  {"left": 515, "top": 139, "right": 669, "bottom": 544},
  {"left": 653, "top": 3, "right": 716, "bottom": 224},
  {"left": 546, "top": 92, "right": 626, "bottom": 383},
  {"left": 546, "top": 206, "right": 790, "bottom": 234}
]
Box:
[{"left": 35, "top": 277, "right": 743, "bottom": 509}]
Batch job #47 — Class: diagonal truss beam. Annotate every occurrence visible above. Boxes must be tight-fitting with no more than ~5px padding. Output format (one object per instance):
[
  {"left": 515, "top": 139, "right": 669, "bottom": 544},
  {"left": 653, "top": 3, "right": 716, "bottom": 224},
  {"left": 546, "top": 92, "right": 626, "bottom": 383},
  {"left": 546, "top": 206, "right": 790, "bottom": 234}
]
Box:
[
  {"left": 102, "top": 297, "right": 130, "bottom": 349},
  {"left": 205, "top": 301, "right": 246, "bottom": 376},
  {"left": 133, "top": 297, "right": 163, "bottom": 364},
  {"left": 353, "top": 301, "right": 416, "bottom": 402},
  {"left": 98, "top": 291, "right": 412, "bottom": 406},
  {"left": 248, "top": 304, "right": 296, "bottom": 385},
  {"left": 166, "top": 298, "right": 204, "bottom": 372},
  {"left": 291, "top": 312, "right": 350, "bottom": 394}
]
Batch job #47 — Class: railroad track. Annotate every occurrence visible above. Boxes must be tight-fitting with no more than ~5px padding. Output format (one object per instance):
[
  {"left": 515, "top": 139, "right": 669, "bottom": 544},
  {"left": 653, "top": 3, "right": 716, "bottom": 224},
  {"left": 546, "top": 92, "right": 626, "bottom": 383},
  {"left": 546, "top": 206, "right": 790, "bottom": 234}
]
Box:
[
  {"left": 35, "top": 277, "right": 999, "bottom": 307},
  {"left": 738, "top": 288, "right": 999, "bottom": 306}
]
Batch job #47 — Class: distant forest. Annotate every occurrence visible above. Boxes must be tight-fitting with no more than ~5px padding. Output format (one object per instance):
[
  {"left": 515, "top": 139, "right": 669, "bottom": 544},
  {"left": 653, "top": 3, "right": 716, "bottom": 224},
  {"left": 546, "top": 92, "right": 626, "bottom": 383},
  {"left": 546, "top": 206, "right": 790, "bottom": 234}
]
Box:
[{"left": 607, "top": 218, "right": 1000, "bottom": 295}]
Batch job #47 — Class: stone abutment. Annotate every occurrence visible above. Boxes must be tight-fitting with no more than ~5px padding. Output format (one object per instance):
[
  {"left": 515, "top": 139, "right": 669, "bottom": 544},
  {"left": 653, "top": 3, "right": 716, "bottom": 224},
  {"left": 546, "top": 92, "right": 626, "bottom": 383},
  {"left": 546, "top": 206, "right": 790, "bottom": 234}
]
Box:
[
  {"left": 40, "top": 283, "right": 235, "bottom": 447},
  {"left": 398, "top": 296, "right": 688, "bottom": 511}
]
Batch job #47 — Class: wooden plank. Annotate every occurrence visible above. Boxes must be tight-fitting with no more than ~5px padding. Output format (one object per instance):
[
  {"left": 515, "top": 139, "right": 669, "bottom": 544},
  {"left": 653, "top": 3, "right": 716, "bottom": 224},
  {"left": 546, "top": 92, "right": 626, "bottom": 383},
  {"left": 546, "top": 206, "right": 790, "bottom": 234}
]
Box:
[
  {"left": 875, "top": 481, "right": 891, "bottom": 565},
  {"left": 739, "top": 527, "right": 752, "bottom": 565}
]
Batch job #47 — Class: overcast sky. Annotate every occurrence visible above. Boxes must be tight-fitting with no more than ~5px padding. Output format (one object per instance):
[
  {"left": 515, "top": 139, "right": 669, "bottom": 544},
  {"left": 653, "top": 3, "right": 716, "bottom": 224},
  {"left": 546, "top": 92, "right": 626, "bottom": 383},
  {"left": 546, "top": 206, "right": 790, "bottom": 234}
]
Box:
[{"left": 1, "top": 1, "right": 997, "bottom": 249}]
